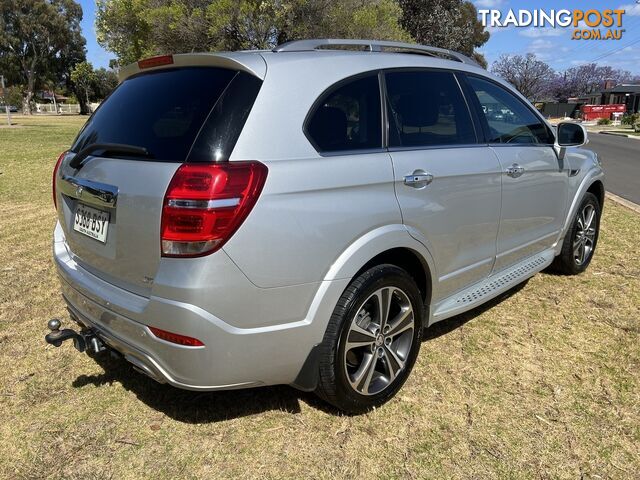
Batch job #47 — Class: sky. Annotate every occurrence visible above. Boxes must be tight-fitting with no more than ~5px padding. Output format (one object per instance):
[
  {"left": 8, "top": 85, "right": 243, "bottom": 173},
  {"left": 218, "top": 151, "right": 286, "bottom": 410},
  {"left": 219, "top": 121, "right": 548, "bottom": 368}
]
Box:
[
  {"left": 78, "top": 0, "right": 111, "bottom": 69},
  {"left": 472, "top": 0, "right": 640, "bottom": 73},
  {"left": 79, "top": 0, "right": 640, "bottom": 74}
]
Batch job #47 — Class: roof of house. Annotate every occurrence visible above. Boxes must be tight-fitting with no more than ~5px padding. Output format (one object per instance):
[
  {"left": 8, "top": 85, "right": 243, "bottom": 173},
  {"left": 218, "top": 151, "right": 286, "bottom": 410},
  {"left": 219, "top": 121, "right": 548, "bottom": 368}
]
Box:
[{"left": 602, "top": 84, "right": 640, "bottom": 94}]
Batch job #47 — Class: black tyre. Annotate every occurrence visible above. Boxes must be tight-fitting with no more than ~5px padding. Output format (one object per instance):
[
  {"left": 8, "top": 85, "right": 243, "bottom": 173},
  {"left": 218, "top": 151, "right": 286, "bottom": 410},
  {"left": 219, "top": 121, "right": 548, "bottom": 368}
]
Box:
[
  {"left": 316, "top": 264, "right": 423, "bottom": 413},
  {"left": 551, "top": 192, "right": 601, "bottom": 275}
]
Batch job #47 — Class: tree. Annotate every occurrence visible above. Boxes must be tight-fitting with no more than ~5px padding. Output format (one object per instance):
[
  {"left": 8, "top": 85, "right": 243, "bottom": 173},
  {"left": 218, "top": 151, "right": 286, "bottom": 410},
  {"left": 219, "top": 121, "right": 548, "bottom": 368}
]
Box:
[
  {"left": 92, "top": 67, "right": 119, "bottom": 100},
  {"left": 96, "top": 0, "right": 152, "bottom": 65},
  {"left": 96, "top": 0, "right": 411, "bottom": 64},
  {"left": 548, "top": 64, "right": 638, "bottom": 101},
  {"left": 398, "top": 0, "right": 489, "bottom": 65},
  {"left": 491, "top": 53, "right": 556, "bottom": 101},
  {"left": 0, "top": 0, "right": 86, "bottom": 114},
  {"left": 276, "top": 0, "right": 411, "bottom": 46},
  {"left": 71, "top": 61, "right": 96, "bottom": 113}
]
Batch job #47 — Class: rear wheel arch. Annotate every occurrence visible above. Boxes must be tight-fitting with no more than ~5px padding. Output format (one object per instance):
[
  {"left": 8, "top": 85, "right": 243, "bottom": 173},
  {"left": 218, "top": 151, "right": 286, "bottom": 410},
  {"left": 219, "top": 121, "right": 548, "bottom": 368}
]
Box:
[
  {"left": 353, "top": 247, "right": 432, "bottom": 323},
  {"left": 292, "top": 247, "right": 433, "bottom": 393}
]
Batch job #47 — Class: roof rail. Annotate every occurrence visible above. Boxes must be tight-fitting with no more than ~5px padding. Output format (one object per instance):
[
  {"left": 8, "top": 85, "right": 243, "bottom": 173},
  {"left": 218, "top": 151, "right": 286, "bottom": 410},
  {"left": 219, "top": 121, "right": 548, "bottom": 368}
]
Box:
[{"left": 272, "top": 39, "right": 479, "bottom": 66}]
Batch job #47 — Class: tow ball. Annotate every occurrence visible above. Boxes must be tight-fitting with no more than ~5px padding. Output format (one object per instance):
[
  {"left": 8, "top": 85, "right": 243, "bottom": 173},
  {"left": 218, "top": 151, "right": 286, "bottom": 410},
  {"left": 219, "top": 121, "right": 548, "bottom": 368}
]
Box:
[{"left": 45, "top": 319, "right": 105, "bottom": 353}]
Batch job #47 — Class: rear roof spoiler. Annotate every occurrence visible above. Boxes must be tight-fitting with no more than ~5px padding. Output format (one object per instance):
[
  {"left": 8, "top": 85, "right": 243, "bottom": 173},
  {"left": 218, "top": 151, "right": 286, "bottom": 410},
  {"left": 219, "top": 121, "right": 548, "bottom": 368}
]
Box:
[{"left": 118, "top": 52, "right": 267, "bottom": 82}]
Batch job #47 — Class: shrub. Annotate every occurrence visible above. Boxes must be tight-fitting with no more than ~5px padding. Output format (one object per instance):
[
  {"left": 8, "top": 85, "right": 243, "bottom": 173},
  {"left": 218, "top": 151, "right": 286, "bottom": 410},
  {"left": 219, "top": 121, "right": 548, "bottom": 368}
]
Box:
[
  {"left": 597, "top": 118, "right": 612, "bottom": 125},
  {"left": 634, "top": 123, "right": 640, "bottom": 133},
  {"left": 622, "top": 113, "right": 640, "bottom": 125}
]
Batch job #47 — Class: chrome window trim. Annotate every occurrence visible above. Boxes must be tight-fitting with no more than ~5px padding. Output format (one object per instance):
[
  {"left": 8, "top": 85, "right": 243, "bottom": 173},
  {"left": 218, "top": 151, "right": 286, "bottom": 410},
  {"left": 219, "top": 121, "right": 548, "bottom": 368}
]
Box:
[
  {"left": 387, "top": 143, "right": 488, "bottom": 153},
  {"left": 316, "top": 147, "right": 387, "bottom": 158}
]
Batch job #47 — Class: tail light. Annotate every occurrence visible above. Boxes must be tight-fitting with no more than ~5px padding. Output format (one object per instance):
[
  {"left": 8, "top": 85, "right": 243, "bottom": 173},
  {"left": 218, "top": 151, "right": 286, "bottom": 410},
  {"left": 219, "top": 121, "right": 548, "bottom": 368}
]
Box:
[
  {"left": 161, "top": 161, "right": 268, "bottom": 257},
  {"left": 53, "top": 151, "right": 66, "bottom": 210},
  {"left": 149, "top": 326, "right": 204, "bottom": 347}
]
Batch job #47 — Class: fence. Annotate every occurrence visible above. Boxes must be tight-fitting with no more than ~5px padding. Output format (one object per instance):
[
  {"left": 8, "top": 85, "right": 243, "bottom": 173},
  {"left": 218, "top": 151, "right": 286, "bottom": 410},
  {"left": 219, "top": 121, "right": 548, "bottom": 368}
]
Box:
[
  {"left": 34, "top": 103, "right": 100, "bottom": 114},
  {"left": 537, "top": 102, "right": 581, "bottom": 119}
]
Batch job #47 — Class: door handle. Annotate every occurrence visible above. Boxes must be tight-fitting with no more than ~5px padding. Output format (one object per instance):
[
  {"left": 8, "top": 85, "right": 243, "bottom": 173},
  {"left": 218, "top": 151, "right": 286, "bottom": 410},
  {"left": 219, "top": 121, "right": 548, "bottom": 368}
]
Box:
[
  {"left": 404, "top": 170, "right": 434, "bottom": 188},
  {"left": 505, "top": 163, "right": 525, "bottom": 178}
]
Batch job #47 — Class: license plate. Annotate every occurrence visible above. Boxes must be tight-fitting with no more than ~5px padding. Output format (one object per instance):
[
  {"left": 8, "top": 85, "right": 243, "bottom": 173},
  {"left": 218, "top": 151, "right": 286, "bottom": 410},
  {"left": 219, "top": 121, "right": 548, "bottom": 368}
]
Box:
[{"left": 73, "top": 204, "right": 110, "bottom": 243}]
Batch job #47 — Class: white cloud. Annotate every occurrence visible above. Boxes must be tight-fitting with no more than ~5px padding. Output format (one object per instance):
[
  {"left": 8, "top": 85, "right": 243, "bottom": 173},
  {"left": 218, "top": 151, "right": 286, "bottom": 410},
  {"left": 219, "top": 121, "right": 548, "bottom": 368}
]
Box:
[
  {"left": 474, "top": 0, "right": 506, "bottom": 7},
  {"left": 619, "top": 3, "right": 640, "bottom": 16},
  {"left": 519, "top": 27, "right": 565, "bottom": 38},
  {"left": 486, "top": 24, "right": 514, "bottom": 34},
  {"left": 526, "top": 39, "right": 558, "bottom": 61}
]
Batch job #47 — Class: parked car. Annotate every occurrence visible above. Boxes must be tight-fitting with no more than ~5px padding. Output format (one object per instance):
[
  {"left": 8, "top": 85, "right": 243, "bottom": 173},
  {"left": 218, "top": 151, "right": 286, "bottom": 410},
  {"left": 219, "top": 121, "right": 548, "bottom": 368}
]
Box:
[
  {"left": 46, "top": 39, "right": 604, "bottom": 413},
  {"left": 0, "top": 105, "right": 18, "bottom": 113}
]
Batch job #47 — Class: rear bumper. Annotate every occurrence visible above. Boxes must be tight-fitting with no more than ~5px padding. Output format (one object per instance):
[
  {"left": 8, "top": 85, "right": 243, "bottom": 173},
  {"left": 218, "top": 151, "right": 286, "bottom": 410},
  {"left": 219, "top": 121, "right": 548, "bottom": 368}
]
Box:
[
  {"left": 60, "top": 280, "right": 260, "bottom": 390},
  {"left": 53, "top": 223, "right": 348, "bottom": 390}
]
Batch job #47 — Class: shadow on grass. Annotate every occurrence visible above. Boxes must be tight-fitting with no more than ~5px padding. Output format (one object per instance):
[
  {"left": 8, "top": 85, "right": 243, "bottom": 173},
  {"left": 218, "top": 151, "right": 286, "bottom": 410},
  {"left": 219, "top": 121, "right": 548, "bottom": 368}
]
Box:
[
  {"left": 73, "top": 354, "right": 308, "bottom": 422},
  {"left": 72, "top": 280, "right": 529, "bottom": 422}
]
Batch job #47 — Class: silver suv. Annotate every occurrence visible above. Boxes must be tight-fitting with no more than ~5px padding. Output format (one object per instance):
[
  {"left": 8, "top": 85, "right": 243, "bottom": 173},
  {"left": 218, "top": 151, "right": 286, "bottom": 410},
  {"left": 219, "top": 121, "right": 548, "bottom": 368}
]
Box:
[{"left": 46, "top": 39, "right": 604, "bottom": 413}]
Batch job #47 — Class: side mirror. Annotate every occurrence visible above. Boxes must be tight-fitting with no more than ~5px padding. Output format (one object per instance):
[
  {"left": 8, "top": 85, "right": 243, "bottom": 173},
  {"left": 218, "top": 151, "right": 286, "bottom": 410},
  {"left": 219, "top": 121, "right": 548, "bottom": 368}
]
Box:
[{"left": 556, "top": 121, "right": 588, "bottom": 147}]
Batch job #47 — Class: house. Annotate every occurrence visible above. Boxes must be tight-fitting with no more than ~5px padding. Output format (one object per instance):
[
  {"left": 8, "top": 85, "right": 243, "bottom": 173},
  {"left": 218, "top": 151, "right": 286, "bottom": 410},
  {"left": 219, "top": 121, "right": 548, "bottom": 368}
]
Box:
[{"left": 571, "top": 83, "right": 640, "bottom": 114}]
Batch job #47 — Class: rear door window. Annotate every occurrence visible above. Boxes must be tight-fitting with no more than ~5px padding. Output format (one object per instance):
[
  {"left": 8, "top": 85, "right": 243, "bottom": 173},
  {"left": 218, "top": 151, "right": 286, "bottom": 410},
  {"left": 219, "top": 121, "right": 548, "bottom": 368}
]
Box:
[
  {"left": 306, "top": 74, "right": 382, "bottom": 153},
  {"left": 385, "top": 70, "right": 476, "bottom": 148},
  {"left": 72, "top": 67, "right": 255, "bottom": 162}
]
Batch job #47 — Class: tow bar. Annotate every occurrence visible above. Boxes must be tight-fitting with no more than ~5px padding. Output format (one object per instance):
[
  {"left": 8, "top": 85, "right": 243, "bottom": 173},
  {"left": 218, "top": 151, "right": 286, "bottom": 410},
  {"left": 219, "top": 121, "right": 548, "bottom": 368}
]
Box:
[{"left": 44, "top": 319, "right": 106, "bottom": 353}]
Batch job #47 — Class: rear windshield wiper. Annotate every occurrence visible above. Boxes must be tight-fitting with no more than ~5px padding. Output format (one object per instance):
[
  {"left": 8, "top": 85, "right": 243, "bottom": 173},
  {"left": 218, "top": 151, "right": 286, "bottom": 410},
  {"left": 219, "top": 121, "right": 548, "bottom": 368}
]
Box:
[{"left": 69, "top": 143, "right": 153, "bottom": 169}]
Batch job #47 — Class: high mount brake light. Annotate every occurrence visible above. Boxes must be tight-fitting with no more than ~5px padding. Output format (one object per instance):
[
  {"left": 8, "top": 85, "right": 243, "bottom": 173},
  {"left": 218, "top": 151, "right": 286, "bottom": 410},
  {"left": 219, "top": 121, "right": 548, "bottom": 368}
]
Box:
[
  {"left": 137, "top": 55, "right": 174, "bottom": 69},
  {"left": 53, "top": 151, "right": 66, "bottom": 210},
  {"left": 161, "top": 161, "right": 268, "bottom": 257}
]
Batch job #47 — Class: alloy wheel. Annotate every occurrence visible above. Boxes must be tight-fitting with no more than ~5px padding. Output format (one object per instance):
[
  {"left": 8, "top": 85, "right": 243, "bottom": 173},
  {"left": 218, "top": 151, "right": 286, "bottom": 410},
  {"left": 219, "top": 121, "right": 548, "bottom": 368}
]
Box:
[
  {"left": 573, "top": 203, "right": 597, "bottom": 266},
  {"left": 343, "top": 286, "right": 415, "bottom": 396}
]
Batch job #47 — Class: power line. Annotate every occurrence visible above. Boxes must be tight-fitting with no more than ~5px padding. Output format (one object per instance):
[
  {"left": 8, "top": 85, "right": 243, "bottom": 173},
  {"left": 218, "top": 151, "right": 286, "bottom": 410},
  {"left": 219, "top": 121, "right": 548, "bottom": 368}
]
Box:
[{"left": 588, "top": 36, "right": 640, "bottom": 62}]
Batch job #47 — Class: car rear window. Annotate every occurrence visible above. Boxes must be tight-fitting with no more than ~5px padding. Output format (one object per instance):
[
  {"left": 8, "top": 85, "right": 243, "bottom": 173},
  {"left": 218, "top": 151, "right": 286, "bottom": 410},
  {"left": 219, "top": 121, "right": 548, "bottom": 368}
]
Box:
[{"left": 71, "top": 67, "right": 260, "bottom": 162}]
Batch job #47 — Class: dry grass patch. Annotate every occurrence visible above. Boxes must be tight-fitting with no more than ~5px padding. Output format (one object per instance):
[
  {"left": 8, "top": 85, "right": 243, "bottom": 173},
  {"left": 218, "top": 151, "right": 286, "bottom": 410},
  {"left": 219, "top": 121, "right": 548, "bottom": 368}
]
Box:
[{"left": 0, "top": 115, "right": 638, "bottom": 479}]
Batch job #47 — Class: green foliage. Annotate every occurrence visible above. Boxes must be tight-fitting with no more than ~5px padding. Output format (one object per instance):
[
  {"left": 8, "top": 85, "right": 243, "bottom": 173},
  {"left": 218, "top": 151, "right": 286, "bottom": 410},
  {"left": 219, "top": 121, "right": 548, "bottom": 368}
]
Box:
[
  {"left": 633, "top": 123, "right": 640, "bottom": 133},
  {"left": 1, "top": 86, "right": 24, "bottom": 107},
  {"left": 279, "top": 0, "right": 411, "bottom": 45},
  {"left": 597, "top": 117, "right": 612, "bottom": 126},
  {"left": 96, "top": 0, "right": 413, "bottom": 63},
  {"left": 621, "top": 113, "right": 640, "bottom": 126},
  {"left": 0, "top": 0, "right": 86, "bottom": 113},
  {"left": 71, "top": 61, "right": 96, "bottom": 111},
  {"left": 92, "top": 68, "right": 119, "bottom": 100},
  {"left": 96, "top": 0, "right": 152, "bottom": 65},
  {"left": 398, "top": 0, "right": 488, "bottom": 62}
]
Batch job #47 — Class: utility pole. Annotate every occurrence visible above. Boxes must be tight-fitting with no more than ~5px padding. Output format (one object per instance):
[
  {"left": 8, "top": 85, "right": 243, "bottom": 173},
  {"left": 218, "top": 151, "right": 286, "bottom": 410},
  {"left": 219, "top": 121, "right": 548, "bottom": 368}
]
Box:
[
  {"left": 51, "top": 89, "right": 58, "bottom": 115},
  {"left": 1, "top": 75, "right": 11, "bottom": 126}
]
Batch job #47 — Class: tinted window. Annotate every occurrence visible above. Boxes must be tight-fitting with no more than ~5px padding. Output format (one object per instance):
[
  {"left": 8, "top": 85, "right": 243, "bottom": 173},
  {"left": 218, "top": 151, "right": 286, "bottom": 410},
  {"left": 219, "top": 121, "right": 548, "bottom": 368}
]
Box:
[
  {"left": 72, "top": 67, "right": 241, "bottom": 162},
  {"left": 467, "top": 76, "right": 554, "bottom": 145},
  {"left": 306, "top": 75, "right": 382, "bottom": 152},
  {"left": 385, "top": 70, "right": 476, "bottom": 147},
  {"left": 187, "top": 72, "right": 262, "bottom": 162}
]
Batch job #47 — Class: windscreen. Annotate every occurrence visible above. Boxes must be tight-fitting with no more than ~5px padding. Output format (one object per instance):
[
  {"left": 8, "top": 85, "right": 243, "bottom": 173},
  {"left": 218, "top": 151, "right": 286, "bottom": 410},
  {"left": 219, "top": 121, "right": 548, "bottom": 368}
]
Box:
[{"left": 71, "top": 67, "right": 238, "bottom": 162}]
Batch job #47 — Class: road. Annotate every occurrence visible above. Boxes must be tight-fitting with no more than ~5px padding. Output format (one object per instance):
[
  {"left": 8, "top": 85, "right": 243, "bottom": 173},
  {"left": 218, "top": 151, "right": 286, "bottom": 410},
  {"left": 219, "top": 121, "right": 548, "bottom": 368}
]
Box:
[{"left": 585, "top": 133, "right": 640, "bottom": 205}]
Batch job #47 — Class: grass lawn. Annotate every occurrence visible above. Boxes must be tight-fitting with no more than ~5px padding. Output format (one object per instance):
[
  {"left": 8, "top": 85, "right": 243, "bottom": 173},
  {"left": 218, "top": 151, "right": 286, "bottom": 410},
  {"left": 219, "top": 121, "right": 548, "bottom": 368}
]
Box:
[{"left": 1, "top": 115, "right": 639, "bottom": 479}]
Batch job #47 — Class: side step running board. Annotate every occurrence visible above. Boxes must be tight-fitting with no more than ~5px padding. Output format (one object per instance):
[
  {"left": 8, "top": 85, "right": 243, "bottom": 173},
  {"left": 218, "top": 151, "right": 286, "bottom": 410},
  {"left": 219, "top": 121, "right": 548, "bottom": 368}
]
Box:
[{"left": 431, "top": 249, "right": 555, "bottom": 323}]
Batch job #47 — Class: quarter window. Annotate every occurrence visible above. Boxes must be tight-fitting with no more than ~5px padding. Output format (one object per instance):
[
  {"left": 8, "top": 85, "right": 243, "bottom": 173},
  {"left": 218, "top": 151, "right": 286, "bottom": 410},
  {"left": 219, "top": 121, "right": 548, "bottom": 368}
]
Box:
[
  {"left": 306, "top": 74, "right": 382, "bottom": 153},
  {"left": 466, "top": 75, "right": 554, "bottom": 145},
  {"left": 385, "top": 70, "right": 476, "bottom": 147}
]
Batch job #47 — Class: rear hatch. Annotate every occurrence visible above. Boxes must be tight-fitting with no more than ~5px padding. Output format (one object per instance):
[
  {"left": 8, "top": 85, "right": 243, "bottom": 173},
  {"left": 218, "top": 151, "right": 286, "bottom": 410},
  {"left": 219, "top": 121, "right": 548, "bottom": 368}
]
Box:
[{"left": 55, "top": 59, "right": 263, "bottom": 297}]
